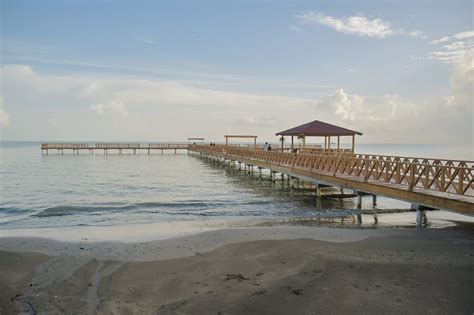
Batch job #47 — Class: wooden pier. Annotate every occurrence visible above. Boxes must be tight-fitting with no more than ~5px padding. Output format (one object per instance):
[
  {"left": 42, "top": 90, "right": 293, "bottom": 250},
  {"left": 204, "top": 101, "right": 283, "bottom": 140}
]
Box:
[
  {"left": 41, "top": 143, "right": 190, "bottom": 155},
  {"left": 189, "top": 145, "right": 474, "bottom": 222}
]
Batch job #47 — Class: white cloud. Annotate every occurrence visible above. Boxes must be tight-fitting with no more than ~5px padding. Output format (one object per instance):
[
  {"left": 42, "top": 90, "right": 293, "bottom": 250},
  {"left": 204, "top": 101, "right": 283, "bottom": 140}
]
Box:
[
  {"left": 91, "top": 101, "right": 129, "bottom": 117},
  {"left": 454, "top": 30, "right": 474, "bottom": 40},
  {"left": 295, "top": 12, "right": 422, "bottom": 39},
  {"left": 431, "top": 30, "right": 474, "bottom": 44},
  {"left": 0, "top": 65, "right": 316, "bottom": 141},
  {"left": 428, "top": 30, "right": 474, "bottom": 64},
  {"left": 317, "top": 89, "right": 398, "bottom": 122},
  {"left": 431, "top": 36, "right": 450, "bottom": 44},
  {"left": 1, "top": 64, "right": 471, "bottom": 144},
  {"left": 316, "top": 87, "right": 471, "bottom": 144},
  {"left": 0, "top": 97, "right": 11, "bottom": 128},
  {"left": 449, "top": 56, "right": 474, "bottom": 107}
]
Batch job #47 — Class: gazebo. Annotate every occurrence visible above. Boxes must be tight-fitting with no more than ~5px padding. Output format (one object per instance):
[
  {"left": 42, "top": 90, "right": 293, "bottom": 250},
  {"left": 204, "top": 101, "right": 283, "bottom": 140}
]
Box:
[
  {"left": 224, "top": 135, "right": 257, "bottom": 149},
  {"left": 276, "top": 120, "right": 362, "bottom": 152}
]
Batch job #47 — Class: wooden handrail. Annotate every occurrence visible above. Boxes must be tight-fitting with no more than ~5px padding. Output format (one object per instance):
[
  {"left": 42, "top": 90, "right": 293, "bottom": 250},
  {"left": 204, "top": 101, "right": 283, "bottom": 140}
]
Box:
[{"left": 192, "top": 145, "right": 474, "bottom": 196}]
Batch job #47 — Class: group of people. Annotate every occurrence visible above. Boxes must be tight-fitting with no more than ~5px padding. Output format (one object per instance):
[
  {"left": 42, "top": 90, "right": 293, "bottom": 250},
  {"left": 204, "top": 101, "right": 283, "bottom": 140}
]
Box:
[{"left": 263, "top": 142, "right": 272, "bottom": 151}]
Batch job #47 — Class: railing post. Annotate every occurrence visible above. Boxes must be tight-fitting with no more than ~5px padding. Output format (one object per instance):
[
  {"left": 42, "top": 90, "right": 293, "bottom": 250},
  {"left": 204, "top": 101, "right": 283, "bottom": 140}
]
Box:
[
  {"left": 458, "top": 168, "right": 464, "bottom": 194},
  {"left": 408, "top": 164, "right": 415, "bottom": 191},
  {"left": 364, "top": 158, "right": 369, "bottom": 182}
]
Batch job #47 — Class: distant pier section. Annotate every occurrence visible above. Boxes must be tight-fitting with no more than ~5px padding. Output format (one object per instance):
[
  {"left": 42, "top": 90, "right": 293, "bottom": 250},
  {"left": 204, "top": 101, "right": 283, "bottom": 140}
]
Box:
[{"left": 41, "top": 143, "right": 191, "bottom": 154}]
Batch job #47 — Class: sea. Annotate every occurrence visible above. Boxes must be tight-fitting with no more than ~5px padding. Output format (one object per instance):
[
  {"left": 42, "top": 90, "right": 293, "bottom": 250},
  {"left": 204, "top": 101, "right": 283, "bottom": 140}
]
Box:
[{"left": 0, "top": 141, "right": 473, "bottom": 241}]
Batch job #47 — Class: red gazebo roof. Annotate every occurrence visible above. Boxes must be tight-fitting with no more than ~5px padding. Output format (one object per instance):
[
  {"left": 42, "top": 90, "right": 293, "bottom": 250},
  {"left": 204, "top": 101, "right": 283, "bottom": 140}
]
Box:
[{"left": 276, "top": 120, "right": 362, "bottom": 137}]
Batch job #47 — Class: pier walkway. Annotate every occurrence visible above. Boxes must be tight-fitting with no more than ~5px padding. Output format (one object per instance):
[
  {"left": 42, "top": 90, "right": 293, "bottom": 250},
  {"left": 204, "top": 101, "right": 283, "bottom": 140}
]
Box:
[
  {"left": 41, "top": 143, "right": 190, "bottom": 154},
  {"left": 190, "top": 145, "right": 474, "bottom": 218}
]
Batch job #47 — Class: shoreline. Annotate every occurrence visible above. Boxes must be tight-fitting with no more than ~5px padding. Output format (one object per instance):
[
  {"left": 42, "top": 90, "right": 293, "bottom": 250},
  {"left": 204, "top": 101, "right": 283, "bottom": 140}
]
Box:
[
  {"left": 1, "top": 226, "right": 473, "bottom": 314},
  {"left": 1, "top": 210, "right": 473, "bottom": 244}
]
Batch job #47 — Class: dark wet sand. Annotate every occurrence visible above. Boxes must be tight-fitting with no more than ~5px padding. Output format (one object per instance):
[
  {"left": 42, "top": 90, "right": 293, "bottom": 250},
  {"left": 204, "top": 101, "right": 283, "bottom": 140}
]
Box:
[{"left": 1, "top": 227, "right": 473, "bottom": 314}]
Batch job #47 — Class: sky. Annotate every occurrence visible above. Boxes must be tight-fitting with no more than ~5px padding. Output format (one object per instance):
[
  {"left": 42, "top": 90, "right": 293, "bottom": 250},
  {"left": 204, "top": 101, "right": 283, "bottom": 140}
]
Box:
[{"left": 0, "top": 0, "right": 472, "bottom": 144}]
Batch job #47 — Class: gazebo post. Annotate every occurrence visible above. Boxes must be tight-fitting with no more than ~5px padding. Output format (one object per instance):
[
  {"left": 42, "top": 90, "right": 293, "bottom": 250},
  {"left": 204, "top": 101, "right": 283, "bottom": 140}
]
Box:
[
  {"left": 291, "top": 136, "right": 294, "bottom": 151},
  {"left": 254, "top": 137, "right": 256, "bottom": 149},
  {"left": 337, "top": 136, "right": 340, "bottom": 149},
  {"left": 324, "top": 136, "right": 327, "bottom": 149},
  {"left": 328, "top": 136, "right": 331, "bottom": 149},
  {"left": 303, "top": 135, "right": 306, "bottom": 149},
  {"left": 226, "top": 136, "right": 228, "bottom": 146},
  {"left": 352, "top": 135, "right": 355, "bottom": 152}
]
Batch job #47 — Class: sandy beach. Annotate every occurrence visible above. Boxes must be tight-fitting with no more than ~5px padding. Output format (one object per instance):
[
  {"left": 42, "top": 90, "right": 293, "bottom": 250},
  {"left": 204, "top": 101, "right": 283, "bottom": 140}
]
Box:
[{"left": 1, "top": 225, "right": 473, "bottom": 314}]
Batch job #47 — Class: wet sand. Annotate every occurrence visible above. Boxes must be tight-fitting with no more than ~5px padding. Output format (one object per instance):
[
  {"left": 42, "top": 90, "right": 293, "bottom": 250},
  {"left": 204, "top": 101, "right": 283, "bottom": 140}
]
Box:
[{"left": 0, "top": 226, "right": 473, "bottom": 314}]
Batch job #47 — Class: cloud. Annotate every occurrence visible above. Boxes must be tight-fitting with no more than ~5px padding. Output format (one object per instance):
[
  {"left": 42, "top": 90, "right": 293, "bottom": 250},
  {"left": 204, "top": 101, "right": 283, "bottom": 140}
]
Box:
[
  {"left": 1, "top": 64, "right": 471, "bottom": 144},
  {"left": 428, "top": 30, "right": 474, "bottom": 64},
  {"left": 431, "top": 30, "right": 474, "bottom": 44},
  {"left": 454, "top": 30, "right": 474, "bottom": 40},
  {"left": 135, "top": 38, "right": 155, "bottom": 45},
  {"left": 0, "top": 97, "right": 10, "bottom": 128},
  {"left": 91, "top": 101, "right": 129, "bottom": 117},
  {"left": 317, "top": 89, "right": 398, "bottom": 121},
  {"left": 295, "top": 12, "right": 422, "bottom": 39},
  {"left": 316, "top": 87, "right": 471, "bottom": 144},
  {"left": 233, "top": 117, "right": 278, "bottom": 128},
  {"left": 448, "top": 56, "right": 474, "bottom": 107},
  {"left": 0, "top": 64, "right": 316, "bottom": 140}
]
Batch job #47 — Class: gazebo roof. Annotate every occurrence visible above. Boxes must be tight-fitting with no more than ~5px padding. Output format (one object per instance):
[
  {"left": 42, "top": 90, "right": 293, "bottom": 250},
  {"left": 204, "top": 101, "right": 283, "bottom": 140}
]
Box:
[{"left": 276, "top": 120, "right": 362, "bottom": 137}]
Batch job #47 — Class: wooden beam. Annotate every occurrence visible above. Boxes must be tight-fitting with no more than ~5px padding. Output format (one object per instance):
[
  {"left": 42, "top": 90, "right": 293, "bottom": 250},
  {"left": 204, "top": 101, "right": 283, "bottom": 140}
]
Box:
[
  {"left": 352, "top": 135, "right": 355, "bottom": 152},
  {"left": 337, "top": 136, "right": 340, "bottom": 149}
]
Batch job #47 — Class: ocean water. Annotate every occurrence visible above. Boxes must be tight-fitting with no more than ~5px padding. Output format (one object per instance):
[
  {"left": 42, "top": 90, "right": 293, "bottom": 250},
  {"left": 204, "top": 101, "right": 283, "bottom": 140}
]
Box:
[{"left": 0, "top": 142, "right": 472, "bottom": 235}]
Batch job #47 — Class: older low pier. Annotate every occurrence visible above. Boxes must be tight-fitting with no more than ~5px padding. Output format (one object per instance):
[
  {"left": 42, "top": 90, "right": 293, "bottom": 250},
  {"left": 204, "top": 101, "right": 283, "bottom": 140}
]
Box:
[{"left": 41, "top": 143, "right": 191, "bottom": 154}]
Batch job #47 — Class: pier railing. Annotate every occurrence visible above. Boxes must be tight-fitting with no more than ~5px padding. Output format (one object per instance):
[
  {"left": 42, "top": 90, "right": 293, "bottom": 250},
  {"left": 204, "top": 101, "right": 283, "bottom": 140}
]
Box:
[
  {"left": 192, "top": 145, "right": 473, "bottom": 196},
  {"left": 41, "top": 143, "right": 191, "bottom": 150}
]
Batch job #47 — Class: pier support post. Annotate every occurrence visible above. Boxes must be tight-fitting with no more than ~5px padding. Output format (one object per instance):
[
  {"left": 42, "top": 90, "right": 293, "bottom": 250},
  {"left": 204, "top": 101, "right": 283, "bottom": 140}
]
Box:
[
  {"left": 315, "top": 185, "right": 322, "bottom": 208},
  {"left": 416, "top": 208, "right": 425, "bottom": 228},
  {"left": 356, "top": 194, "right": 362, "bottom": 224},
  {"left": 412, "top": 204, "right": 431, "bottom": 228},
  {"left": 271, "top": 171, "right": 276, "bottom": 182}
]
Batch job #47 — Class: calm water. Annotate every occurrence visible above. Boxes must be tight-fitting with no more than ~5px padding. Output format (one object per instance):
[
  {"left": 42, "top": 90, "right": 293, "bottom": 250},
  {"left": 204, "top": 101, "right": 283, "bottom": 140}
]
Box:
[{"left": 0, "top": 142, "right": 472, "bottom": 231}]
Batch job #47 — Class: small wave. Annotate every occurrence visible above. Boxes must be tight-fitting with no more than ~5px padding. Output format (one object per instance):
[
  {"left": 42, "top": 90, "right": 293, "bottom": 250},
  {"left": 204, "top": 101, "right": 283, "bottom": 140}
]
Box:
[
  {"left": 0, "top": 206, "right": 33, "bottom": 215},
  {"left": 32, "top": 205, "right": 135, "bottom": 217},
  {"left": 31, "top": 199, "right": 271, "bottom": 217}
]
